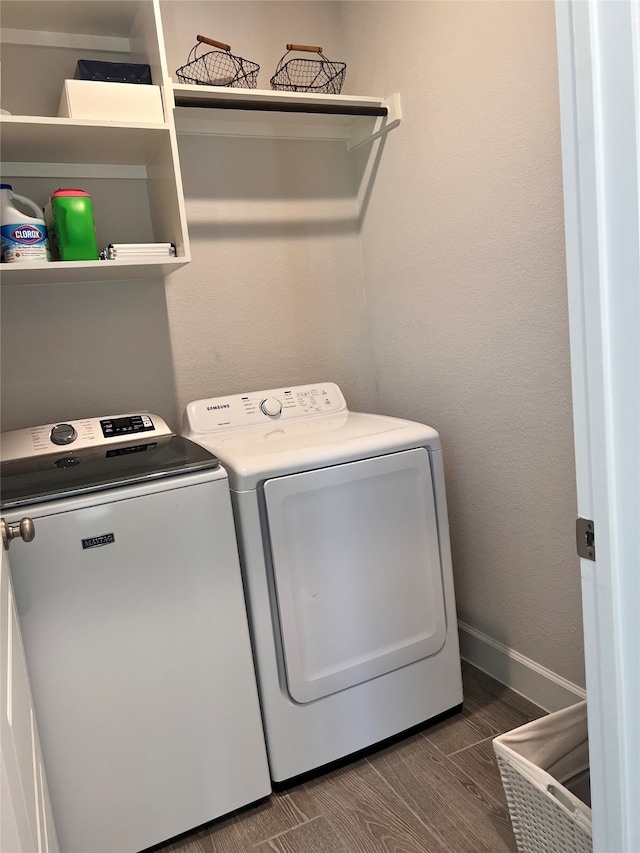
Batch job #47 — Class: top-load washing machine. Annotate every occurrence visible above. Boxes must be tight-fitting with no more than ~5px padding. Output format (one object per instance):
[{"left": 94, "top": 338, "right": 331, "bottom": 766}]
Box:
[
  {"left": 1, "top": 413, "right": 270, "bottom": 852},
  {"left": 184, "top": 382, "right": 463, "bottom": 783}
]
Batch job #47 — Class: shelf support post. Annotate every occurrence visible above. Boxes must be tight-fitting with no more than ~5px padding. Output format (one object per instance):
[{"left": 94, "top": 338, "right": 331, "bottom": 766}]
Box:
[{"left": 348, "top": 93, "right": 402, "bottom": 151}]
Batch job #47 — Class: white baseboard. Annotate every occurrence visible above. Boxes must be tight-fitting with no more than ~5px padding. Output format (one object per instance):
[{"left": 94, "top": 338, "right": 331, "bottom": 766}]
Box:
[{"left": 458, "top": 621, "right": 586, "bottom": 712}]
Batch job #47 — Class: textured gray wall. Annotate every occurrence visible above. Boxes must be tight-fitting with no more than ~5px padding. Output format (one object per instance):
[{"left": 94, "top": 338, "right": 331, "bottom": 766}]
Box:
[{"left": 341, "top": 0, "right": 584, "bottom": 685}]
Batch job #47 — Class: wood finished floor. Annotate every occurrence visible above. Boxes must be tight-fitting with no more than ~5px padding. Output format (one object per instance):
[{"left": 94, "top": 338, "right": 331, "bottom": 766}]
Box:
[{"left": 154, "top": 663, "right": 544, "bottom": 853}]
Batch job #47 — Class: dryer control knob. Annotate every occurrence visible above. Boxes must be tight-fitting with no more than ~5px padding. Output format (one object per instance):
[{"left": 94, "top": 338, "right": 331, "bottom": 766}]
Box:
[
  {"left": 50, "top": 423, "right": 77, "bottom": 446},
  {"left": 260, "top": 398, "right": 282, "bottom": 418}
]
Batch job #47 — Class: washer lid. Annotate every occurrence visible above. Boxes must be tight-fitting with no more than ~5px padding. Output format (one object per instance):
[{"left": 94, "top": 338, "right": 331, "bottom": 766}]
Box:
[
  {"left": 185, "top": 410, "right": 440, "bottom": 490},
  {"left": 0, "top": 435, "right": 221, "bottom": 509}
]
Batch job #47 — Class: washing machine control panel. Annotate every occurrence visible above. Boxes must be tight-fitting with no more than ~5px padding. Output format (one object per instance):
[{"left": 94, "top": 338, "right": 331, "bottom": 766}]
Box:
[
  {"left": 185, "top": 382, "right": 348, "bottom": 432},
  {"left": 99, "top": 414, "right": 156, "bottom": 439},
  {"left": 0, "top": 413, "right": 172, "bottom": 462}
]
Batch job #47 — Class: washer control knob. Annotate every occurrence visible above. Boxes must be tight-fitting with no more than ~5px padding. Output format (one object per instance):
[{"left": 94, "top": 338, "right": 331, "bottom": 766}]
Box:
[
  {"left": 260, "top": 398, "right": 282, "bottom": 418},
  {"left": 50, "top": 423, "right": 77, "bottom": 446}
]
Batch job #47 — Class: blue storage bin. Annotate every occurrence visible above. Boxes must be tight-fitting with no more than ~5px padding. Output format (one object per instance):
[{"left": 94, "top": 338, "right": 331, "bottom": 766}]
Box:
[{"left": 75, "top": 60, "right": 152, "bottom": 84}]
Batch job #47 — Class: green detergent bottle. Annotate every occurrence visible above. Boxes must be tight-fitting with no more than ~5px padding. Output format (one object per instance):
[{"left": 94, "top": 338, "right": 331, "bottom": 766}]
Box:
[{"left": 45, "top": 188, "right": 99, "bottom": 261}]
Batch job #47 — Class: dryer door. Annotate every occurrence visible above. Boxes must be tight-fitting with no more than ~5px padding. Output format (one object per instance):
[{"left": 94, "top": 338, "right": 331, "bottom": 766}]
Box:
[{"left": 263, "top": 448, "right": 447, "bottom": 704}]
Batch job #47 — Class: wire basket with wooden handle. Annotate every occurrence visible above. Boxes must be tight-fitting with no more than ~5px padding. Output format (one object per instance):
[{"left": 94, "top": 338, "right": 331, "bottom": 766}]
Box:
[
  {"left": 270, "top": 44, "right": 346, "bottom": 94},
  {"left": 175, "top": 35, "right": 260, "bottom": 88}
]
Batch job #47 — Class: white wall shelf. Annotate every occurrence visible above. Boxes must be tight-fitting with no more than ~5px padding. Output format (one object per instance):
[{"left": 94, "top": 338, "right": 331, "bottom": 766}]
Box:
[
  {"left": 0, "top": 117, "right": 170, "bottom": 167},
  {"left": 0, "top": 0, "right": 190, "bottom": 285},
  {"left": 172, "top": 85, "right": 401, "bottom": 152},
  {"left": 0, "top": 257, "right": 188, "bottom": 286},
  {"left": 0, "top": 0, "right": 400, "bottom": 287},
  {"left": 0, "top": 1, "right": 143, "bottom": 40}
]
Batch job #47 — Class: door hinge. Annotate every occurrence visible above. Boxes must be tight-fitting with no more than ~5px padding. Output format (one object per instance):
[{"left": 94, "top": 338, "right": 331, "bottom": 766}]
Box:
[{"left": 576, "top": 517, "right": 595, "bottom": 561}]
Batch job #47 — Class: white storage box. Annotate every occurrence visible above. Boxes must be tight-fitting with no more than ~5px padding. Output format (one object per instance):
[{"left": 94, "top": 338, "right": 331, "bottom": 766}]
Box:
[
  {"left": 58, "top": 80, "right": 164, "bottom": 123},
  {"left": 493, "top": 701, "right": 592, "bottom": 853}
]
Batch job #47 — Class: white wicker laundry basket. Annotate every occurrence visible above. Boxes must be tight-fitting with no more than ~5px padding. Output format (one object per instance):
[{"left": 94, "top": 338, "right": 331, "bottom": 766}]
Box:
[{"left": 493, "top": 700, "right": 592, "bottom": 853}]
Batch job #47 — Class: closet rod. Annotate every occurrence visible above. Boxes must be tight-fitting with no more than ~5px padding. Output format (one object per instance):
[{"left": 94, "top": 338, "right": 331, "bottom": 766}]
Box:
[{"left": 174, "top": 95, "right": 388, "bottom": 117}]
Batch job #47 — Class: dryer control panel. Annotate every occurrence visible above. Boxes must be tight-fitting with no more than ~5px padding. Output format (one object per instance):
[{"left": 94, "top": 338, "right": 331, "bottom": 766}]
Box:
[
  {"left": 185, "top": 383, "right": 348, "bottom": 433},
  {"left": 0, "top": 413, "right": 172, "bottom": 462}
]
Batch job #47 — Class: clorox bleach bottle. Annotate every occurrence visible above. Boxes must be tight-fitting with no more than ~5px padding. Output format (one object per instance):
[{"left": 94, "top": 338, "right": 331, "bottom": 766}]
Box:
[{"left": 0, "top": 184, "right": 51, "bottom": 263}]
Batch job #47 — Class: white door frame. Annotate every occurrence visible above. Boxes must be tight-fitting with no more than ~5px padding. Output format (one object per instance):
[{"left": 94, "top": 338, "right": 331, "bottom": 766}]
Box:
[{"left": 555, "top": 2, "right": 640, "bottom": 851}]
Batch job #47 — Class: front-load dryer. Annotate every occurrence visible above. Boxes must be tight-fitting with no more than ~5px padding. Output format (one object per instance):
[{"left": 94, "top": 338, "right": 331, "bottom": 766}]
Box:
[{"left": 183, "top": 382, "right": 463, "bottom": 783}]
